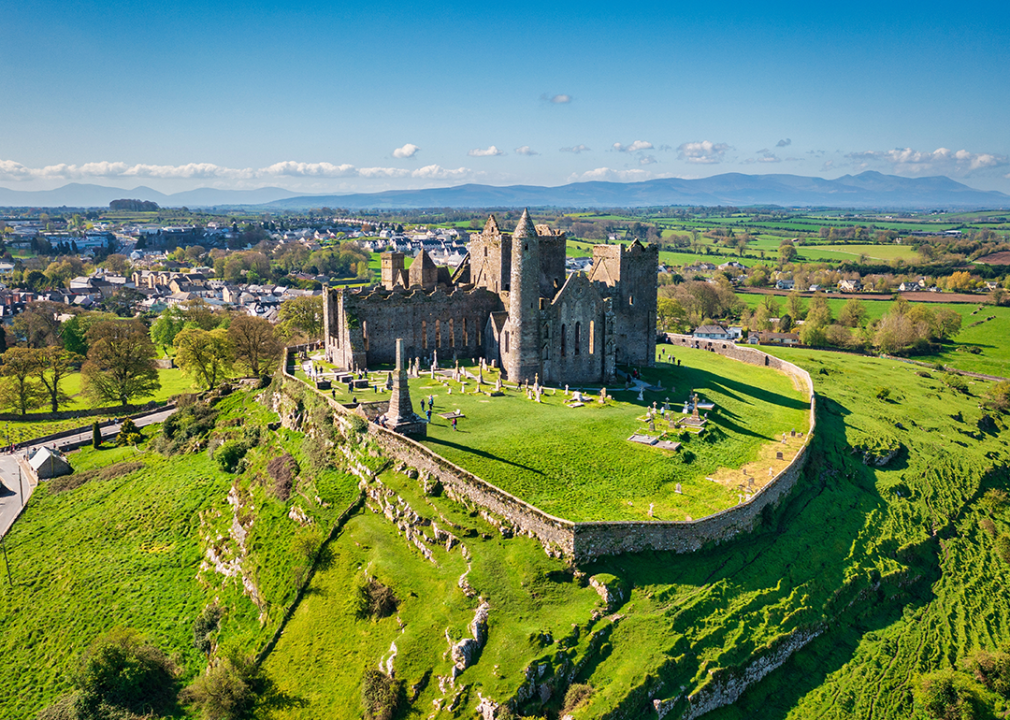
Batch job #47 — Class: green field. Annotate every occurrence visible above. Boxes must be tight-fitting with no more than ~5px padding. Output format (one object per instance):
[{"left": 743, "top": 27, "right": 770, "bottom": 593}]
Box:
[
  {"left": 0, "top": 391, "right": 360, "bottom": 718},
  {"left": 270, "top": 348, "right": 1010, "bottom": 718},
  {"left": 0, "top": 367, "right": 197, "bottom": 447},
  {"left": 411, "top": 349, "right": 809, "bottom": 522},
  {"left": 734, "top": 293, "right": 1010, "bottom": 377},
  {"left": 6, "top": 346, "right": 1010, "bottom": 719},
  {"left": 797, "top": 243, "right": 920, "bottom": 263}
]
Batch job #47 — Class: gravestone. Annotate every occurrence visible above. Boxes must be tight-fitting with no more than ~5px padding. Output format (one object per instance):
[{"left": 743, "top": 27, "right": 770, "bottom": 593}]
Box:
[
  {"left": 675, "top": 483, "right": 682, "bottom": 494},
  {"left": 776, "top": 451, "right": 784, "bottom": 460}
]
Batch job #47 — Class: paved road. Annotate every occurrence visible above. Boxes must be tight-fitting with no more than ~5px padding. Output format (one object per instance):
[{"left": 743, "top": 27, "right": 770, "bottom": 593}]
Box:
[{"left": 0, "top": 408, "right": 177, "bottom": 538}]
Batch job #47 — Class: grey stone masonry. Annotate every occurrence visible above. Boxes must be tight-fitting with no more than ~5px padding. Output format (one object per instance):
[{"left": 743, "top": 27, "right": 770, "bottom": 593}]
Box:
[
  {"left": 323, "top": 211, "right": 658, "bottom": 387},
  {"left": 381, "top": 338, "right": 426, "bottom": 437}
]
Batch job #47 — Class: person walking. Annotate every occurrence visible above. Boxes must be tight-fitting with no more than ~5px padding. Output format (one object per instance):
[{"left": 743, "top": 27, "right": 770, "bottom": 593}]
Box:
[
  {"left": 452, "top": 417, "right": 457, "bottom": 431},
  {"left": 426, "top": 409, "right": 432, "bottom": 422}
]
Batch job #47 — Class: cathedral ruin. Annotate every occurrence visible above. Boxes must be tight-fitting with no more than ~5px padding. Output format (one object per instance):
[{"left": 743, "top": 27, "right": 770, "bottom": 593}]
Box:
[{"left": 323, "top": 210, "right": 658, "bottom": 385}]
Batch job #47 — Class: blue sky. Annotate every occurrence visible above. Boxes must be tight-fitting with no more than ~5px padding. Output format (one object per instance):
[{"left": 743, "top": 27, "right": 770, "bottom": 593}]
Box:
[{"left": 2, "top": 0, "right": 1009, "bottom": 195}]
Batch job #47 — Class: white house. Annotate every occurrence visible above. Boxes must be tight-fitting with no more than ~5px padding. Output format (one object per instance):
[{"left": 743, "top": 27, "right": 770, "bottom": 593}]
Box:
[
  {"left": 693, "top": 324, "right": 733, "bottom": 341},
  {"left": 28, "top": 446, "right": 73, "bottom": 479}
]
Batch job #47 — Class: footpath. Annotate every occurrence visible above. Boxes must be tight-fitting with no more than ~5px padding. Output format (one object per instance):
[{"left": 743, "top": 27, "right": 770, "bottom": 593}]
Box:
[{"left": 0, "top": 407, "right": 177, "bottom": 538}]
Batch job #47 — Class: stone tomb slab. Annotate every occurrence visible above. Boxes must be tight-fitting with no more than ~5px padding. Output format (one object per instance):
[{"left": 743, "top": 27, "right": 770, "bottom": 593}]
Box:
[
  {"left": 439, "top": 411, "right": 466, "bottom": 420},
  {"left": 628, "top": 433, "right": 657, "bottom": 446}
]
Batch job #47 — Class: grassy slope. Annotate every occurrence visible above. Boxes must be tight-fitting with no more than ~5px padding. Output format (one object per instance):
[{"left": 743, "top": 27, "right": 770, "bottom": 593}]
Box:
[
  {"left": 0, "top": 390, "right": 360, "bottom": 719},
  {"left": 412, "top": 350, "right": 808, "bottom": 522},
  {"left": 264, "top": 347, "right": 1010, "bottom": 719},
  {"left": 262, "top": 466, "right": 601, "bottom": 718},
  {"left": 568, "top": 348, "right": 1010, "bottom": 719}
]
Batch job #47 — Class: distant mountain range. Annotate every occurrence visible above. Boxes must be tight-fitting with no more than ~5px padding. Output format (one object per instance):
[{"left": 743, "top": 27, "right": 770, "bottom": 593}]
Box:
[
  {"left": 0, "top": 172, "right": 1007, "bottom": 210},
  {"left": 0, "top": 183, "right": 300, "bottom": 209}
]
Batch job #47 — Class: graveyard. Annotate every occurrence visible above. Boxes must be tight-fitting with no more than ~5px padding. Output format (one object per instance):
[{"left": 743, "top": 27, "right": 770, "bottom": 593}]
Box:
[{"left": 347, "top": 344, "right": 812, "bottom": 522}]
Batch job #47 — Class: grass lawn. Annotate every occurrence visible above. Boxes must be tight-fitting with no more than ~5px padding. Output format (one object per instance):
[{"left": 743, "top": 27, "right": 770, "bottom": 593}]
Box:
[
  {"left": 0, "top": 391, "right": 361, "bottom": 718},
  {"left": 408, "top": 347, "right": 809, "bottom": 522}
]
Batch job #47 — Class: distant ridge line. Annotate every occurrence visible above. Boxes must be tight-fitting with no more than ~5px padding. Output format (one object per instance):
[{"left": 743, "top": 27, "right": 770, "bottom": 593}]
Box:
[{"left": 0, "top": 172, "right": 1007, "bottom": 210}]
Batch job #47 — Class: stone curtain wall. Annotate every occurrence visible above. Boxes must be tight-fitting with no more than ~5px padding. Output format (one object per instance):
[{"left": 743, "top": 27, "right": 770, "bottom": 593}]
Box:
[
  {"left": 279, "top": 348, "right": 577, "bottom": 555},
  {"left": 369, "top": 432, "right": 576, "bottom": 556},
  {"left": 279, "top": 337, "right": 817, "bottom": 563}
]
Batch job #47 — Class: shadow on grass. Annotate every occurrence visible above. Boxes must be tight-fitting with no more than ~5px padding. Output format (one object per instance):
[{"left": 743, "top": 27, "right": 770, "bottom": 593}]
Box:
[
  {"left": 423, "top": 436, "right": 544, "bottom": 475},
  {"left": 573, "top": 396, "right": 940, "bottom": 717}
]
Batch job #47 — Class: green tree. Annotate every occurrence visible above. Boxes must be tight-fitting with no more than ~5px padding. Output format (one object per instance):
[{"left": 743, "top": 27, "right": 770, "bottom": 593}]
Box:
[
  {"left": 92, "top": 420, "right": 102, "bottom": 448},
  {"left": 786, "top": 291, "right": 806, "bottom": 321},
  {"left": 916, "top": 668, "right": 983, "bottom": 720},
  {"left": 175, "top": 327, "right": 235, "bottom": 390},
  {"left": 806, "top": 293, "right": 832, "bottom": 327},
  {"left": 228, "top": 315, "right": 280, "bottom": 377},
  {"left": 180, "top": 298, "right": 223, "bottom": 331},
  {"left": 0, "top": 347, "right": 43, "bottom": 416},
  {"left": 180, "top": 652, "right": 270, "bottom": 720},
  {"left": 933, "top": 309, "right": 963, "bottom": 342},
  {"left": 68, "top": 628, "right": 179, "bottom": 719},
  {"left": 838, "top": 298, "right": 867, "bottom": 328},
  {"left": 61, "top": 315, "right": 89, "bottom": 355},
  {"left": 34, "top": 347, "right": 82, "bottom": 413},
  {"left": 279, "top": 295, "right": 324, "bottom": 340},
  {"left": 82, "top": 320, "right": 162, "bottom": 407},
  {"left": 149, "top": 306, "right": 187, "bottom": 355}
]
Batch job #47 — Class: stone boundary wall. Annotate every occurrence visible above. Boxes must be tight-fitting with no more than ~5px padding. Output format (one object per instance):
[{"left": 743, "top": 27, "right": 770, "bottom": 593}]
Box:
[
  {"left": 280, "top": 338, "right": 816, "bottom": 563},
  {"left": 0, "top": 400, "right": 169, "bottom": 424},
  {"left": 19, "top": 404, "right": 178, "bottom": 450}
]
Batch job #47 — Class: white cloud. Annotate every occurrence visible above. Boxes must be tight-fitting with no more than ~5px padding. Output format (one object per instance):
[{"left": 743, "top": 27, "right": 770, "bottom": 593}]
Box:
[
  {"left": 560, "top": 144, "right": 590, "bottom": 154},
  {"left": 639, "top": 155, "right": 658, "bottom": 165},
  {"left": 677, "top": 140, "right": 730, "bottom": 164},
  {"left": 569, "top": 167, "right": 655, "bottom": 183},
  {"left": 514, "top": 146, "right": 539, "bottom": 156},
  {"left": 776, "top": 138, "right": 792, "bottom": 148},
  {"left": 0, "top": 157, "right": 475, "bottom": 183},
  {"left": 411, "top": 164, "right": 472, "bottom": 180},
  {"left": 392, "top": 143, "right": 420, "bottom": 159},
  {"left": 613, "top": 140, "right": 654, "bottom": 153},
  {"left": 744, "top": 152, "right": 782, "bottom": 164},
  {"left": 468, "top": 146, "right": 505, "bottom": 157},
  {"left": 357, "top": 167, "right": 411, "bottom": 178},
  {"left": 259, "top": 161, "right": 356, "bottom": 178},
  {"left": 542, "top": 93, "right": 572, "bottom": 104},
  {"left": 845, "top": 147, "right": 1008, "bottom": 175}
]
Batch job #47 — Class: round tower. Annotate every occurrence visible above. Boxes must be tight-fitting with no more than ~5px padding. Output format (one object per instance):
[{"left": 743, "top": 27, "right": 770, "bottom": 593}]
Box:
[{"left": 506, "top": 209, "right": 542, "bottom": 382}]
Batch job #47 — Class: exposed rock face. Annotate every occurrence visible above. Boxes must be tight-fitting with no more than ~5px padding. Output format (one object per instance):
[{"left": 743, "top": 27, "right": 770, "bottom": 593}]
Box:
[
  {"left": 589, "top": 575, "right": 625, "bottom": 610},
  {"left": 863, "top": 446, "right": 900, "bottom": 466},
  {"left": 470, "top": 601, "right": 490, "bottom": 646},
  {"left": 450, "top": 599, "right": 492, "bottom": 677},
  {"left": 652, "top": 627, "right": 824, "bottom": 720},
  {"left": 452, "top": 638, "right": 478, "bottom": 669}
]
